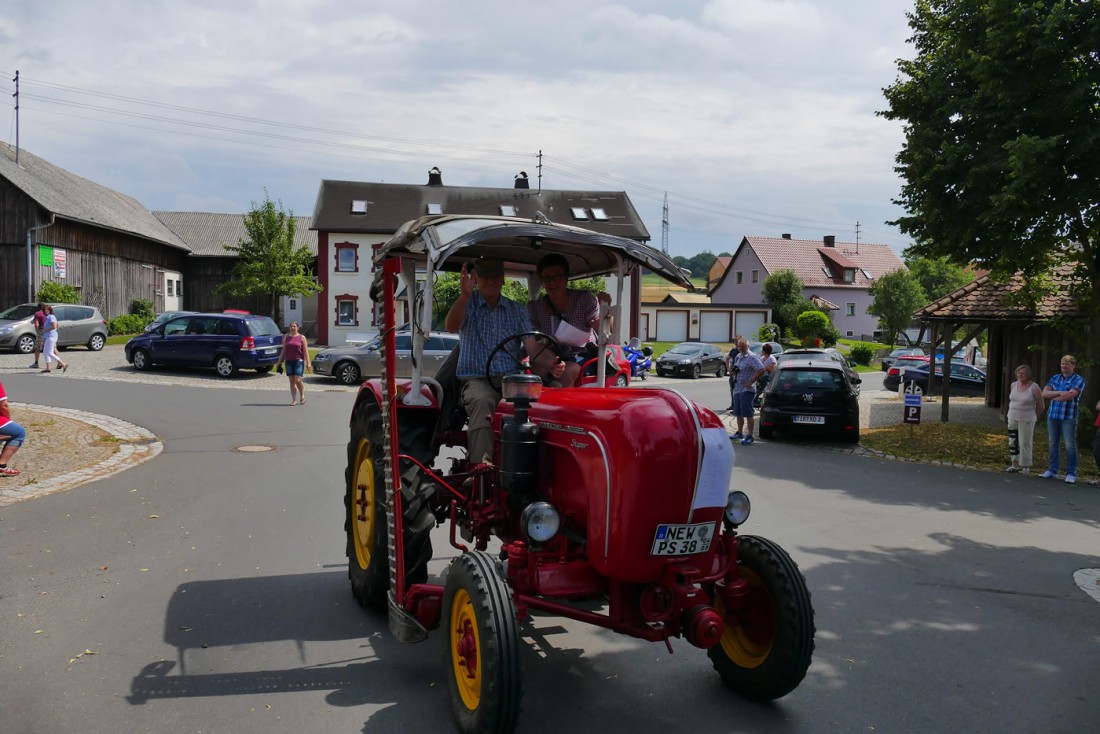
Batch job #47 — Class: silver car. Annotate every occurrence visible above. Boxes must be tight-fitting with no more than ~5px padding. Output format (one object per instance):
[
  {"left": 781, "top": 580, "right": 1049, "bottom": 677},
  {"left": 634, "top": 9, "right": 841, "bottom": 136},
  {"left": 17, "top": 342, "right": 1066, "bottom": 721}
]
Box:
[
  {"left": 312, "top": 331, "right": 460, "bottom": 385},
  {"left": 0, "top": 302, "right": 109, "bottom": 353}
]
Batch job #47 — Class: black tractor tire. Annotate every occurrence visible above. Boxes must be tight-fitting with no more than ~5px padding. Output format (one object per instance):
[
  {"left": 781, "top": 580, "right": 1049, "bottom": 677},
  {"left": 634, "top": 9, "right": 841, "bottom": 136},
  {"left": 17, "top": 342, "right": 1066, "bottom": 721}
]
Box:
[
  {"left": 708, "top": 535, "right": 815, "bottom": 701},
  {"left": 443, "top": 551, "right": 522, "bottom": 734},
  {"left": 691, "top": 364, "right": 702, "bottom": 380},
  {"left": 132, "top": 348, "right": 153, "bottom": 371},
  {"left": 336, "top": 361, "right": 362, "bottom": 385},
  {"left": 345, "top": 398, "right": 435, "bottom": 611}
]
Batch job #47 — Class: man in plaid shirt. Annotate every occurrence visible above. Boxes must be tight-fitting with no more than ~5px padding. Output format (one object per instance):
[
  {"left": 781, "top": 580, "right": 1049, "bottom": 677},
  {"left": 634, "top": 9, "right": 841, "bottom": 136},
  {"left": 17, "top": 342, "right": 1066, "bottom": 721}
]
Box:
[{"left": 1039, "top": 354, "right": 1086, "bottom": 483}]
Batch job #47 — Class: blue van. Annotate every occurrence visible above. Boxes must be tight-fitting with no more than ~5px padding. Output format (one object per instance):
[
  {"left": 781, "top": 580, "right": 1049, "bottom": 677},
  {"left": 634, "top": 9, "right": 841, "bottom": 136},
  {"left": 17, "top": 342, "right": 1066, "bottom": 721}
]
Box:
[{"left": 125, "top": 312, "right": 284, "bottom": 377}]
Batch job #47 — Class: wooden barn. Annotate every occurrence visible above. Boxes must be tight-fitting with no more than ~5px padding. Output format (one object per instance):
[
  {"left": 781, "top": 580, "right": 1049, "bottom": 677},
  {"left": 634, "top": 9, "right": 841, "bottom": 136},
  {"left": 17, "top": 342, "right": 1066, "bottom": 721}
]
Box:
[{"left": 0, "top": 141, "right": 191, "bottom": 317}]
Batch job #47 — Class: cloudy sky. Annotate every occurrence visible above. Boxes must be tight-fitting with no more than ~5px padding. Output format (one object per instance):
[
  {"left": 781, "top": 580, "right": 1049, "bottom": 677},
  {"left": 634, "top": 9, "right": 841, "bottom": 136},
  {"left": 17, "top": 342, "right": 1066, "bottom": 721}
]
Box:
[{"left": 3, "top": 0, "right": 918, "bottom": 258}]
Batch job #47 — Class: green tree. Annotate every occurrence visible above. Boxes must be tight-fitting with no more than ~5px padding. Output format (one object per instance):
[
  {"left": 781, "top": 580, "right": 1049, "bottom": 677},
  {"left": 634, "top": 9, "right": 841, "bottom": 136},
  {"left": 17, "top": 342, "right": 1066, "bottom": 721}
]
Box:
[
  {"left": 904, "top": 254, "right": 973, "bottom": 302},
  {"left": 867, "top": 269, "right": 926, "bottom": 348},
  {"left": 220, "top": 192, "right": 321, "bottom": 323},
  {"left": 762, "top": 269, "right": 806, "bottom": 334},
  {"left": 795, "top": 310, "right": 830, "bottom": 341},
  {"left": 880, "top": 0, "right": 1100, "bottom": 355}
]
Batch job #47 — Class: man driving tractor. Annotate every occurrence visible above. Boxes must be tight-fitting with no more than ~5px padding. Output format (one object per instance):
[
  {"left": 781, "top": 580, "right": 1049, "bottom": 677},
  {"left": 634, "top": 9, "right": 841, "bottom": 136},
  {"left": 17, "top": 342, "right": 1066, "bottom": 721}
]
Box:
[{"left": 444, "top": 257, "right": 565, "bottom": 464}]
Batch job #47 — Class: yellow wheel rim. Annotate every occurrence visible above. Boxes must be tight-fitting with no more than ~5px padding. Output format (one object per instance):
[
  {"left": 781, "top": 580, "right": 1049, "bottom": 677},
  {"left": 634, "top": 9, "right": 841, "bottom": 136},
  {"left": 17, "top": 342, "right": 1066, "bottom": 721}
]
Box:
[
  {"left": 351, "top": 439, "right": 376, "bottom": 571},
  {"left": 449, "top": 588, "right": 482, "bottom": 710},
  {"left": 717, "top": 567, "right": 774, "bottom": 668}
]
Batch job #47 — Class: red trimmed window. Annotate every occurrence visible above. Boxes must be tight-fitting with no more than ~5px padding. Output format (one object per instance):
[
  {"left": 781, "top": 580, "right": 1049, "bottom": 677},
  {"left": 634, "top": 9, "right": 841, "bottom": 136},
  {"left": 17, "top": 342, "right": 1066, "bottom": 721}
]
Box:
[
  {"left": 334, "top": 242, "right": 359, "bottom": 273},
  {"left": 335, "top": 294, "right": 359, "bottom": 326}
]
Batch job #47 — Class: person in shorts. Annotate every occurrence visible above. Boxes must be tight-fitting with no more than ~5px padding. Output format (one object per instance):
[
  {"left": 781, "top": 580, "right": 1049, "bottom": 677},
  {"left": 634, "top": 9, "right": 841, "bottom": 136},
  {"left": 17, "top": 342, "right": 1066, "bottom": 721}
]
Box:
[
  {"left": 0, "top": 379, "right": 27, "bottom": 477},
  {"left": 276, "top": 322, "right": 312, "bottom": 406},
  {"left": 729, "top": 337, "right": 765, "bottom": 445}
]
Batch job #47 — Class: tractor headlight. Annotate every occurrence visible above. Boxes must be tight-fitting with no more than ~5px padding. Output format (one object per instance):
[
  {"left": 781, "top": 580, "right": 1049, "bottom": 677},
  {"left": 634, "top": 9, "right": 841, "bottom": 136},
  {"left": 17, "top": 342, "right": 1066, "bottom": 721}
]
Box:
[
  {"left": 521, "top": 501, "right": 560, "bottom": 542},
  {"left": 724, "top": 491, "right": 751, "bottom": 526},
  {"left": 502, "top": 373, "right": 542, "bottom": 403}
]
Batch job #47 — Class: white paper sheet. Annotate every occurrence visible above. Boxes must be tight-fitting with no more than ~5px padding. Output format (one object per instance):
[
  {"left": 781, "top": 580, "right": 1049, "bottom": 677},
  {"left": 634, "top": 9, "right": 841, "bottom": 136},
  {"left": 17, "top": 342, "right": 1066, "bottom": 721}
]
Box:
[
  {"left": 554, "top": 319, "right": 592, "bottom": 348},
  {"left": 692, "top": 427, "right": 736, "bottom": 510}
]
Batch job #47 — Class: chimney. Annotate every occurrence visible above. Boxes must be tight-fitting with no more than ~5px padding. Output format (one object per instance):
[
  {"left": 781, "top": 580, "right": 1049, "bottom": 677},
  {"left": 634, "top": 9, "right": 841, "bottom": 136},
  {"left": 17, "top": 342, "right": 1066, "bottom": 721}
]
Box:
[
  {"left": 514, "top": 171, "right": 529, "bottom": 189},
  {"left": 427, "top": 166, "right": 443, "bottom": 186},
  {"left": 781, "top": 233, "right": 792, "bottom": 239},
  {"left": 823, "top": 235, "right": 835, "bottom": 248}
]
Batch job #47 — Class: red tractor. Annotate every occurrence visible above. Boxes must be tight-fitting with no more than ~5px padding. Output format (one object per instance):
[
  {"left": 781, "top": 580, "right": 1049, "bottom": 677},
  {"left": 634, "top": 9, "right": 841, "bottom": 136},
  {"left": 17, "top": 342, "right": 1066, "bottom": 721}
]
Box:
[{"left": 345, "top": 215, "right": 814, "bottom": 733}]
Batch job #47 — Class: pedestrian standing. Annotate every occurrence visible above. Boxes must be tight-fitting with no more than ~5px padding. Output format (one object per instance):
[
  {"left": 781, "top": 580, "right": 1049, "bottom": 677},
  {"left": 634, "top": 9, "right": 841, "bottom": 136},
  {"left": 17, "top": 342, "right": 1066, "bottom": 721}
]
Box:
[
  {"left": 0, "top": 379, "right": 27, "bottom": 477},
  {"left": 40, "top": 305, "right": 69, "bottom": 374},
  {"left": 276, "top": 321, "right": 311, "bottom": 406},
  {"left": 1004, "top": 364, "right": 1044, "bottom": 474},
  {"left": 1040, "top": 354, "right": 1085, "bottom": 483},
  {"left": 729, "top": 337, "right": 765, "bottom": 445},
  {"left": 30, "top": 302, "right": 46, "bottom": 369}
]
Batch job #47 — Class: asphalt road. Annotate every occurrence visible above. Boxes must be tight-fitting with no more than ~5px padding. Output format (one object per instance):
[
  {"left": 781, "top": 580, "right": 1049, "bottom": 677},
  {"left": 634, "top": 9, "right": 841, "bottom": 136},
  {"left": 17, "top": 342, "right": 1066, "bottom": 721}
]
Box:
[{"left": 1, "top": 368, "right": 1098, "bottom": 734}]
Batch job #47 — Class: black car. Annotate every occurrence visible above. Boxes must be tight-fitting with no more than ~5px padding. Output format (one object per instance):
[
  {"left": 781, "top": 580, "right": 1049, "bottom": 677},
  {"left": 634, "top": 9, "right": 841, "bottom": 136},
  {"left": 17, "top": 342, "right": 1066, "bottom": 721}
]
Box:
[
  {"left": 654, "top": 342, "right": 726, "bottom": 379},
  {"left": 894, "top": 362, "right": 986, "bottom": 397},
  {"left": 758, "top": 361, "right": 860, "bottom": 443},
  {"left": 125, "top": 312, "right": 284, "bottom": 377},
  {"left": 778, "top": 348, "right": 862, "bottom": 393}
]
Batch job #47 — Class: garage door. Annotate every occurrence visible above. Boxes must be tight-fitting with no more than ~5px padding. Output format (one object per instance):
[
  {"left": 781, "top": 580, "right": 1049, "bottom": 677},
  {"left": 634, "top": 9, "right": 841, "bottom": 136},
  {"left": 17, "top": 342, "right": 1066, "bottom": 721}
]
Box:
[
  {"left": 699, "top": 312, "right": 731, "bottom": 342},
  {"left": 734, "top": 311, "right": 767, "bottom": 340},
  {"left": 656, "top": 311, "right": 688, "bottom": 342}
]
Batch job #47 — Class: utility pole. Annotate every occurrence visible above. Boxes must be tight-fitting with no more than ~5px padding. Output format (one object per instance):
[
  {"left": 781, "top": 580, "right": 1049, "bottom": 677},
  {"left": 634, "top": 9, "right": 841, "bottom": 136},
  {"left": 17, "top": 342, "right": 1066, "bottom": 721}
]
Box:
[
  {"left": 537, "top": 150, "right": 542, "bottom": 193},
  {"left": 661, "top": 192, "right": 669, "bottom": 255},
  {"left": 855, "top": 221, "right": 861, "bottom": 252},
  {"left": 12, "top": 70, "right": 18, "bottom": 165}
]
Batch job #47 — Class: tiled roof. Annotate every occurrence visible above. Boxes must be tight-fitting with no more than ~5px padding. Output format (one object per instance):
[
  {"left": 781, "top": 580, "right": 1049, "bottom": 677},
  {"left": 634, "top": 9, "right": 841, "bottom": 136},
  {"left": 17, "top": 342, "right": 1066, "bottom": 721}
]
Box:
[
  {"left": 914, "top": 265, "right": 1080, "bottom": 321},
  {"left": 0, "top": 142, "right": 190, "bottom": 252},
  {"left": 738, "top": 235, "right": 905, "bottom": 289},
  {"left": 311, "top": 179, "right": 650, "bottom": 240},
  {"left": 809, "top": 293, "right": 840, "bottom": 310},
  {"left": 153, "top": 211, "right": 317, "bottom": 257},
  {"left": 661, "top": 292, "right": 711, "bottom": 304}
]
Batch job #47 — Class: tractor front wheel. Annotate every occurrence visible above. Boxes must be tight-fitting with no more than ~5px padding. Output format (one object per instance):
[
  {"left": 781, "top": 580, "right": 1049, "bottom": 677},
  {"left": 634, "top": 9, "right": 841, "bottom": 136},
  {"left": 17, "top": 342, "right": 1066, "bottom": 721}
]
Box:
[
  {"left": 708, "top": 535, "right": 814, "bottom": 701},
  {"left": 443, "top": 551, "right": 522, "bottom": 734}
]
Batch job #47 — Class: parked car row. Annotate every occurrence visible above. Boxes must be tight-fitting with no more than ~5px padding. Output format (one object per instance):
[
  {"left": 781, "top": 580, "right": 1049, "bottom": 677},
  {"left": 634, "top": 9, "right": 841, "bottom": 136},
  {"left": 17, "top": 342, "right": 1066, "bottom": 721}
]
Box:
[
  {"left": 884, "top": 361, "right": 987, "bottom": 396},
  {"left": 124, "top": 312, "right": 284, "bottom": 377}
]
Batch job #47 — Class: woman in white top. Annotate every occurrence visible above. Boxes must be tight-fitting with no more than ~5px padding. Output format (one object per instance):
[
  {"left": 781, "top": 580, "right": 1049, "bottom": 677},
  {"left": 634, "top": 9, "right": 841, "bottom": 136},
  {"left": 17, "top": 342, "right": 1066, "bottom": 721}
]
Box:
[
  {"left": 1005, "top": 364, "right": 1043, "bottom": 473},
  {"left": 40, "top": 305, "right": 69, "bottom": 374}
]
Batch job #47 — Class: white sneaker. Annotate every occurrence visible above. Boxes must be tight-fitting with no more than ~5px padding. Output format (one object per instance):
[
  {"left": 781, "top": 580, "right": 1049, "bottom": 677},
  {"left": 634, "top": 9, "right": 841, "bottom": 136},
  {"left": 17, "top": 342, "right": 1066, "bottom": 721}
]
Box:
[
  {"left": 1038, "top": 470, "right": 1055, "bottom": 479},
  {"left": 1066, "top": 474, "right": 1076, "bottom": 484}
]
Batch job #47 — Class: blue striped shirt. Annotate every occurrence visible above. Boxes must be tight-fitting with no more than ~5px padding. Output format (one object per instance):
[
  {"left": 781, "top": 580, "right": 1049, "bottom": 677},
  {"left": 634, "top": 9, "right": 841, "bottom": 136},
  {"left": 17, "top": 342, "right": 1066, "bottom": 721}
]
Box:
[
  {"left": 456, "top": 292, "right": 533, "bottom": 378},
  {"left": 1045, "top": 372, "right": 1085, "bottom": 421}
]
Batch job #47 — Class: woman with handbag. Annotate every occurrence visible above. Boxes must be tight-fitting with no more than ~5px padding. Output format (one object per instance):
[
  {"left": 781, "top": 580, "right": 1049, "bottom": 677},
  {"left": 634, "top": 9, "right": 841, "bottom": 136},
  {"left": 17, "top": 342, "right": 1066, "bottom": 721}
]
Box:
[
  {"left": 275, "top": 322, "right": 311, "bottom": 406},
  {"left": 1005, "top": 364, "right": 1043, "bottom": 474}
]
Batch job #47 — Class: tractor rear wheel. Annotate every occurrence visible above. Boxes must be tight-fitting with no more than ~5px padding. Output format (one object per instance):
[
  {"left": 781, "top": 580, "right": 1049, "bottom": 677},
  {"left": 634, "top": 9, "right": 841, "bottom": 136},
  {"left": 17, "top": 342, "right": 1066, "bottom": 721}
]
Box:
[
  {"left": 443, "top": 551, "right": 522, "bottom": 734},
  {"left": 708, "top": 535, "right": 814, "bottom": 701},
  {"left": 345, "top": 399, "right": 434, "bottom": 611}
]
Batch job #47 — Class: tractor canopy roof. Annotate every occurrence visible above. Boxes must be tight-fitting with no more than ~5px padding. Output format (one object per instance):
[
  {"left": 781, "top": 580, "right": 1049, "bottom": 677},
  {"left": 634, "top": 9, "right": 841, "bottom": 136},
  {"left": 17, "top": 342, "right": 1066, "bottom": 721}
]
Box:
[{"left": 371, "top": 214, "right": 692, "bottom": 290}]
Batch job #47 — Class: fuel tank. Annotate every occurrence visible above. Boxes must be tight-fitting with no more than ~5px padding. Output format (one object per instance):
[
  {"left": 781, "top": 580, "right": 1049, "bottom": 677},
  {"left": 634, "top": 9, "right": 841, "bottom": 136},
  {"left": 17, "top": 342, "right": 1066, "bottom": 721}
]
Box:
[{"left": 494, "top": 387, "right": 733, "bottom": 583}]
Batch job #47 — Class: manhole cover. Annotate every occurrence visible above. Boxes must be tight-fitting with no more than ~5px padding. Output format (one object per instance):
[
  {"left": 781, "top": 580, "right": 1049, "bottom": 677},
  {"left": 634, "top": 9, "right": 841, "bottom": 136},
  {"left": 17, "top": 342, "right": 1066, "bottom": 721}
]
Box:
[{"left": 232, "top": 445, "right": 278, "bottom": 453}]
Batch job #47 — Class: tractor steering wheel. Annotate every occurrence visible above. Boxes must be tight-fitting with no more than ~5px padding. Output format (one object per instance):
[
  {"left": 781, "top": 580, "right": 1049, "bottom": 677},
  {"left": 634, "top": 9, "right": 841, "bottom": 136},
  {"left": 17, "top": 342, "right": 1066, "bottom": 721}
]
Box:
[{"left": 484, "top": 330, "right": 563, "bottom": 386}]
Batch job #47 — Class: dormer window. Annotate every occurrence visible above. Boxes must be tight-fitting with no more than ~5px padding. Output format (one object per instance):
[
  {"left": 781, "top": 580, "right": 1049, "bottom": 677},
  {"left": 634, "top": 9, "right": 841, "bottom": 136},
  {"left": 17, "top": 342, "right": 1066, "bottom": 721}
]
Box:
[{"left": 843, "top": 269, "right": 854, "bottom": 283}]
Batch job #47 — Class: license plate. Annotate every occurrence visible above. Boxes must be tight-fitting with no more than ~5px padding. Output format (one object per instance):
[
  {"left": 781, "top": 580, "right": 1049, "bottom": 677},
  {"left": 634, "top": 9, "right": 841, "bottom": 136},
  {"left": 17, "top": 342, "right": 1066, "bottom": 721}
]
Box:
[
  {"left": 792, "top": 415, "right": 825, "bottom": 425},
  {"left": 263, "top": 347, "right": 278, "bottom": 355},
  {"left": 651, "top": 522, "right": 716, "bottom": 556}
]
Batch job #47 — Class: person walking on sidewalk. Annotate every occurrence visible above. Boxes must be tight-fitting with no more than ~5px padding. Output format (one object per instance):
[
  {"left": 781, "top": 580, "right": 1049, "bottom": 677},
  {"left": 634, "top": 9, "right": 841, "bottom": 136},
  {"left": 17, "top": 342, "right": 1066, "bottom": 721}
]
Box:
[
  {"left": 30, "top": 302, "right": 46, "bottom": 369},
  {"left": 728, "top": 337, "right": 765, "bottom": 445},
  {"left": 1040, "top": 354, "right": 1085, "bottom": 483},
  {"left": 0, "top": 379, "right": 27, "bottom": 477},
  {"left": 1005, "top": 364, "right": 1044, "bottom": 474},
  {"left": 276, "top": 321, "right": 312, "bottom": 406},
  {"left": 40, "top": 305, "right": 69, "bottom": 374}
]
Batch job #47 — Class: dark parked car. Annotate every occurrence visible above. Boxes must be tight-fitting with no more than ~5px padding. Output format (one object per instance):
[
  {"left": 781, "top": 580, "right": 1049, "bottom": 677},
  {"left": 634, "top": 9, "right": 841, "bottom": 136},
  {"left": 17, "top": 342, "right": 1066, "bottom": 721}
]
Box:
[
  {"left": 655, "top": 342, "right": 726, "bottom": 379},
  {"left": 778, "top": 347, "right": 861, "bottom": 392},
  {"left": 748, "top": 340, "right": 784, "bottom": 357},
  {"left": 0, "top": 302, "right": 109, "bottom": 353},
  {"left": 313, "top": 331, "right": 460, "bottom": 385},
  {"left": 881, "top": 347, "right": 924, "bottom": 372},
  {"left": 759, "top": 360, "right": 861, "bottom": 443},
  {"left": 144, "top": 310, "right": 197, "bottom": 333},
  {"left": 124, "top": 312, "right": 284, "bottom": 377},
  {"left": 889, "top": 362, "right": 987, "bottom": 397}
]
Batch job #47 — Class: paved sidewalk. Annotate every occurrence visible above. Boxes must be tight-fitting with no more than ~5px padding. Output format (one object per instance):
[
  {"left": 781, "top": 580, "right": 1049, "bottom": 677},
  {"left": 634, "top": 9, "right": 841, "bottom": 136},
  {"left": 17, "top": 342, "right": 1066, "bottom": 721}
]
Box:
[{"left": 0, "top": 403, "right": 162, "bottom": 507}]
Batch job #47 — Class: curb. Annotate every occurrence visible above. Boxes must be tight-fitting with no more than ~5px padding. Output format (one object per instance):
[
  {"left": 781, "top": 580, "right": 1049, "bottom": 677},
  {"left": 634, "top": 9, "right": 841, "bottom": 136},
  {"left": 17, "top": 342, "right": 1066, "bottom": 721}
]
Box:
[{"left": 0, "top": 404, "right": 163, "bottom": 507}]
